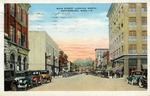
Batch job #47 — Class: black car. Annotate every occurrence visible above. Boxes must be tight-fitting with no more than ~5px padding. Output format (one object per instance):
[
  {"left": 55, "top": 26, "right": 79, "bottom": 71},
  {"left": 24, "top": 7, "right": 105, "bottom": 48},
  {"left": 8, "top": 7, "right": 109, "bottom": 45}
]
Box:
[
  {"left": 4, "top": 70, "right": 18, "bottom": 91},
  {"left": 138, "top": 70, "right": 147, "bottom": 88},
  {"left": 15, "top": 71, "right": 33, "bottom": 90},
  {"left": 139, "top": 75, "right": 147, "bottom": 88}
]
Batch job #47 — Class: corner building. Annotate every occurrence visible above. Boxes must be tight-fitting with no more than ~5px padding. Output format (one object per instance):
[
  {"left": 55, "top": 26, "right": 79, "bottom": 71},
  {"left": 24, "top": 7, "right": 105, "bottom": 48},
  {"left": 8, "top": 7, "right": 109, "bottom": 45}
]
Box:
[
  {"left": 4, "top": 4, "right": 30, "bottom": 71},
  {"left": 107, "top": 3, "right": 147, "bottom": 77}
]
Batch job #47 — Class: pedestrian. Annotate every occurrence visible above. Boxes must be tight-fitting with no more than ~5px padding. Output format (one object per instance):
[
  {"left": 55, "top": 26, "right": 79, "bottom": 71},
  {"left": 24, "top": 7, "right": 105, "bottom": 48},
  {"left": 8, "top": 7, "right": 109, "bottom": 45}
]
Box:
[{"left": 112, "top": 72, "right": 114, "bottom": 78}]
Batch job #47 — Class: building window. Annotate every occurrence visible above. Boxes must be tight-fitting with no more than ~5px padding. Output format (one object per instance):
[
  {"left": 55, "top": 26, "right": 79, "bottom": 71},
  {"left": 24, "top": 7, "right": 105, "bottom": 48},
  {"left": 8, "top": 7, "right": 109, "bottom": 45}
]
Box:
[
  {"left": 129, "top": 17, "right": 136, "bottom": 26},
  {"left": 142, "top": 31, "right": 147, "bottom": 40},
  {"left": 141, "top": 3, "right": 147, "bottom": 12},
  {"left": 129, "top": 3, "right": 136, "bottom": 12},
  {"left": 142, "top": 44, "right": 147, "bottom": 54},
  {"left": 142, "top": 17, "right": 147, "bottom": 25},
  {"left": 10, "top": 25, "right": 15, "bottom": 42},
  {"left": 10, "top": 54, "right": 15, "bottom": 70},
  {"left": 17, "top": 56, "right": 21, "bottom": 71},
  {"left": 23, "top": 11, "right": 26, "bottom": 25},
  {"left": 129, "top": 30, "right": 136, "bottom": 40},
  {"left": 22, "top": 34, "right": 26, "bottom": 47},
  {"left": 17, "top": 5, "right": 21, "bottom": 21},
  {"left": 10, "top": 4, "right": 14, "bottom": 16},
  {"left": 17, "top": 30, "right": 21, "bottom": 45},
  {"left": 129, "top": 44, "right": 136, "bottom": 54}
]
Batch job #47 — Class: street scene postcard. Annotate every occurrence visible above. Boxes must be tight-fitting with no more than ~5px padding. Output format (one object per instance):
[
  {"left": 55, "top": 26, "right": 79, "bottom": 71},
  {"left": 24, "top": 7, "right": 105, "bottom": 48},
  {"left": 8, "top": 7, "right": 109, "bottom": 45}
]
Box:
[{"left": 1, "top": 0, "right": 149, "bottom": 96}]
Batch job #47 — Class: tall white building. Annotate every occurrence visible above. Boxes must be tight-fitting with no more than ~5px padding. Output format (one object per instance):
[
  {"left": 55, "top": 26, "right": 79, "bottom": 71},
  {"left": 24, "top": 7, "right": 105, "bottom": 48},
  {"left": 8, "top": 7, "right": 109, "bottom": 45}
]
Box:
[
  {"left": 95, "top": 48, "right": 109, "bottom": 68},
  {"left": 28, "top": 31, "right": 59, "bottom": 74}
]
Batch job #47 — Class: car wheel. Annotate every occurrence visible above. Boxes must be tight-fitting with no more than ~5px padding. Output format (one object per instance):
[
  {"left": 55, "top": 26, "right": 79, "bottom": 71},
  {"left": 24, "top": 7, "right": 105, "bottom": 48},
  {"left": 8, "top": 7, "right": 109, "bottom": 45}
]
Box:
[
  {"left": 11, "top": 84, "right": 17, "bottom": 91},
  {"left": 131, "top": 80, "right": 134, "bottom": 85},
  {"left": 139, "top": 80, "right": 143, "bottom": 88}
]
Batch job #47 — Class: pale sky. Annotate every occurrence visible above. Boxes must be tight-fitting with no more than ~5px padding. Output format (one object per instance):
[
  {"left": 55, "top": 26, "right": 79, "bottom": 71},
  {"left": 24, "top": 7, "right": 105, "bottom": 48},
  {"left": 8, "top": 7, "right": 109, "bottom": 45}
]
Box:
[{"left": 29, "top": 3, "right": 111, "bottom": 61}]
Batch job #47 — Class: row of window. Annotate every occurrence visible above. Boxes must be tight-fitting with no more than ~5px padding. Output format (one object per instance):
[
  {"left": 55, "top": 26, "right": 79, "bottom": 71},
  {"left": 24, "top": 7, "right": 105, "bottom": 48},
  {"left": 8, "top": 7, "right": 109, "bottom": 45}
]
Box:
[
  {"left": 129, "top": 3, "right": 147, "bottom": 12},
  {"left": 111, "top": 44, "right": 147, "bottom": 58},
  {"left": 129, "top": 44, "right": 147, "bottom": 54},
  {"left": 10, "top": 4, "right": 26, "bottom": 25},
  {"left": 10, "top": 25, "right": 26, "bottom": 47},
  {"left": 129, "top": 30, "right": 147, "bottom": 40},
  {"left": 5, "top": 53, "right": 27, "bottom": 71},
  {"left": 129, "top": 17, "right": 147, "bottom": 26}
]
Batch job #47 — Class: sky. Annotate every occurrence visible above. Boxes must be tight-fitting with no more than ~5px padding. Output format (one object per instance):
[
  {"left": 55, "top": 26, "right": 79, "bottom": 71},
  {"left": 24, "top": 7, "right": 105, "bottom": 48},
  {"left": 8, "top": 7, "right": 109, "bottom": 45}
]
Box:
[{"left": 29, "top": 3, "right": 111, "bottom": 61}]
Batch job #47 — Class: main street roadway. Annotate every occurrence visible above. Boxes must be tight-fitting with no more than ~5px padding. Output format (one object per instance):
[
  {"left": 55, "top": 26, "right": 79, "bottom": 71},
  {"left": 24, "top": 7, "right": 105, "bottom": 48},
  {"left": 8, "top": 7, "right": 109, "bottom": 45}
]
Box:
[{"left": 28, "top": 74, "right": 146, "bottom": 91}]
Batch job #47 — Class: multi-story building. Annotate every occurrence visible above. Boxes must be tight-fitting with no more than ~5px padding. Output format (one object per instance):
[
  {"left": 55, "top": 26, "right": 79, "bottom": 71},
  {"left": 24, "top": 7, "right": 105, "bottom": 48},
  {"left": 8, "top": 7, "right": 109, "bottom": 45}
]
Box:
[
  {"left": 95, "top": 48, "right": 109, "bottom": 68},
  {"left": 28, "top": 31, "right": 59, "bottom": 74},
  {"left": 102, "top": 51, "right": 109, "bottom": 66},
  {"left": 4, "top": 4, "right": 30, "bottom": 71},
  {"left": 107, "top": 3, "right": 147, "bottom": 77}
]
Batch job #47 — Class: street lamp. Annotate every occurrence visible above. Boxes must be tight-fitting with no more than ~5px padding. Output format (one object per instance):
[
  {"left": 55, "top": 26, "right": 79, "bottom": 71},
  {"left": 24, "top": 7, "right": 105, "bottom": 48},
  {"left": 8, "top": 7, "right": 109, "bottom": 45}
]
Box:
[{"left": 45, "top": 53, "right": 51, "bottom": 70}]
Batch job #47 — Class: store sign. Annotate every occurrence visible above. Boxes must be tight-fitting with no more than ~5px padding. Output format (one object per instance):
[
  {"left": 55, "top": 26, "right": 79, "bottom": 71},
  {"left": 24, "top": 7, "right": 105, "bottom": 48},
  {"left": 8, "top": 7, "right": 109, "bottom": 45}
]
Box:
[{"left": 18, "top": 48, "right": 28, "bottom": 55}]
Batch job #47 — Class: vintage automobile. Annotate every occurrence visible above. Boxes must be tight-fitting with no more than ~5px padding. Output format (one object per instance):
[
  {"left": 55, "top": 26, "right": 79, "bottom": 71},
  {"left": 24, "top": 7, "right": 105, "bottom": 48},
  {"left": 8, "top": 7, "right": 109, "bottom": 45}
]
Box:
[
  {"left": 4, "top": 70, "right": 18, "bottom": 91},
  {"left": 127, "top": 70, "right": 143, "bottom": 85},
  {"left": 39, "top": 70, "right": 52, "bottom": 83},
  {"left": 29, "top": 70, "right": 43, "bottom": 86},
  {"left": 138, "top": 75, "right": 147, "bottom": 88},
  {"left": 138, "top": 70, "right": 147, "bottom": 88},
  {"left": 15, "top": 71, "right": 33, "bottom": 90}
]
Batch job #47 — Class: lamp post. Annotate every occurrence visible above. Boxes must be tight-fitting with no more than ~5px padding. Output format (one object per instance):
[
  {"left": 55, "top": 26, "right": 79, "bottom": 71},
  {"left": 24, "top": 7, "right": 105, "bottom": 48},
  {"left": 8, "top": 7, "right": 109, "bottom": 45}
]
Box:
[{"left": 45, "top": 52, "right": 51, "bottom": 70}]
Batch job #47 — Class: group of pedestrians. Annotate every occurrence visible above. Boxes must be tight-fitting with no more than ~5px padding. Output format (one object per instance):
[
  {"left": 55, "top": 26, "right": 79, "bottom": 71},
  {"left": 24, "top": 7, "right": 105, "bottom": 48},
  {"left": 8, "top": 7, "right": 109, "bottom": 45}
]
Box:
[{"left": 110, "top": 71, "right": 123, "bottom": 78}]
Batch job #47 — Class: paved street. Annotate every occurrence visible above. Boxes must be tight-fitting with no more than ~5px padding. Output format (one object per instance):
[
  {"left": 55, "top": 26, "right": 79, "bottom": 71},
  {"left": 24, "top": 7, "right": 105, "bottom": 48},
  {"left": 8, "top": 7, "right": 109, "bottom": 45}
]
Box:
[{"left": 28, "top": 74, "right": 146, "bottom": 91}]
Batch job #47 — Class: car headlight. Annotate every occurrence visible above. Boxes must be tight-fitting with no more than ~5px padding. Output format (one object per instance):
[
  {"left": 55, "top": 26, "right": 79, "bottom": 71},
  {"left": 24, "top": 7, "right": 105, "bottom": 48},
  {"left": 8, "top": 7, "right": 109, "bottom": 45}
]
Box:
[{"left": 19, "top": 80, "right": 23, "bottom": 83}]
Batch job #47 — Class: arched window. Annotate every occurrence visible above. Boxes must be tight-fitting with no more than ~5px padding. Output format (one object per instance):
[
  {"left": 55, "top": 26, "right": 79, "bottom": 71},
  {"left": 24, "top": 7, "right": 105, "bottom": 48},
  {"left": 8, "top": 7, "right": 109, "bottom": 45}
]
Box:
[
  {"left": 10, "top": 54, "right": 15, "bottom": 70},
  {"left": 18, "top": 56, "right": 21, "bottom": 71},
  {"left": 23, "top": 57, "right": 27, "bottom": 70}
]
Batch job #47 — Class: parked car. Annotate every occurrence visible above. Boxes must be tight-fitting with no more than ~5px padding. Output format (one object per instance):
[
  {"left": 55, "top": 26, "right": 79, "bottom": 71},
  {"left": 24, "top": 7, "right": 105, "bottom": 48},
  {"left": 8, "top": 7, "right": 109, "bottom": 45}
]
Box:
[
  {"left": 138, "top": 75, "right": 147, "bottom": 88},
  {"left": 4, "top": 70, "right": 18, "bottom": 91},
  {"left": 127, "top": 70, "right": 143, "bottom": 85},
  {"left": 39, "top": 70, "right": 52, "bottom": 83},
  {"left": 29, "top": 70, "right": 43, "bottom": 86},
  {"left": 138, "top": 70, "right": 147, "bottom": 88},
  {"left": 15, "top": 71, "right": 33, "bottom": 90}
]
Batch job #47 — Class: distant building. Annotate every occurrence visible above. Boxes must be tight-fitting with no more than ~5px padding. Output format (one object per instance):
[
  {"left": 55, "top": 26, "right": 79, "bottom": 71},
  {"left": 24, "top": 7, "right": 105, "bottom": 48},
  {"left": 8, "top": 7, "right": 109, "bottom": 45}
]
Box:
[
  {"left": 107, "top": 3, "right": 147, "bottom": 77},
  {"left": 102, "top": 51, "right": 109, "bottom": 66},
  {"left": 28, "top": 31, "right": 59, "bottom": 74},
  {"left": 95, "top": 48, "right": 109, "bottom": 68},
  {"left": 4, "top": 4, "right": 30, "bottom": 71}
]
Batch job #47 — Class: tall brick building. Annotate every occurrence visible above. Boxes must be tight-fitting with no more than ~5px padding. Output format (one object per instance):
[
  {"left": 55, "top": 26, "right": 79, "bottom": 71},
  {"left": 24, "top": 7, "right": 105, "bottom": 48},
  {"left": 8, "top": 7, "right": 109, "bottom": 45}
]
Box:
[
  {"left": 107, "top": 3, "right": 147, "bottom": 77},
  {"left": 4, "top": 4, "right": 30, "bottom": 71}
]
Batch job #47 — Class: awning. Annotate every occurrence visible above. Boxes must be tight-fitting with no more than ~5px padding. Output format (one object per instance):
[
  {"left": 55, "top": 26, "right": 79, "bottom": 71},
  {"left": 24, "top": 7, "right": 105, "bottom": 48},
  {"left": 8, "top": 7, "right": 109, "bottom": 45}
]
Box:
[
  {"left": 112, "top": 65, "right": 124, "bottom": 72},
  {"left": 142, "top": 64, "right": 147, "bottom": 69},
  {"left": 116, "top": 65, "right": 124, "bottom": 71}
]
